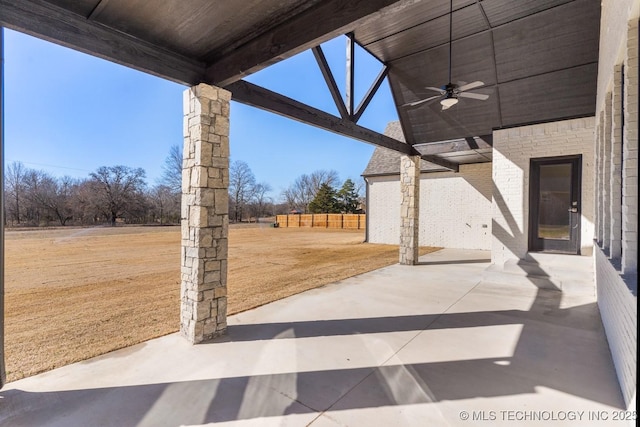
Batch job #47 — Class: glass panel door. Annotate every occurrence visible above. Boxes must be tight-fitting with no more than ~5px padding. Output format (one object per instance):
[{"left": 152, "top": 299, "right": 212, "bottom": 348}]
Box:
[
  {"left": 538, "top": 164, "right": 571, "bottom": 240},
  {"left": 529, "top": 156, "right": 581, "bottom": 254}
]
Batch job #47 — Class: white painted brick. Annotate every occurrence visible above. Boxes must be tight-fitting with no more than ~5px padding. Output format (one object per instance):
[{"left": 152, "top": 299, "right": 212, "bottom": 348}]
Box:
[
  {"left": 596, "top": 247, "right": 637, "bottom": 409},
  {"left": 595, "top": 6, "right": 639, "bottom": 413},
  {"left": 367, "top": 163, "right": 492, "bottom": 249},
  {"left": 491, "top": 118, "right": 596, "bottom": 266}
]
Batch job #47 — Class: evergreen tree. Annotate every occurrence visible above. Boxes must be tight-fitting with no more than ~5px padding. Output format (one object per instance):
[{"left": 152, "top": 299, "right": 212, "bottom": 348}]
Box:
[
  {"left": 308, "top": 183, "right": 339, "bottom": 213},
  {"left": 337, "top": 179, "right": 360, "bottom": 213}
]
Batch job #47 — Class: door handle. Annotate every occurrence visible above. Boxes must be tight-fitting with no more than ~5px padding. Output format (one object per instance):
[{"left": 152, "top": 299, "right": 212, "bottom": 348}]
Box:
[{"left": 568, "top": 207, "right": 578, "bottom": 213}]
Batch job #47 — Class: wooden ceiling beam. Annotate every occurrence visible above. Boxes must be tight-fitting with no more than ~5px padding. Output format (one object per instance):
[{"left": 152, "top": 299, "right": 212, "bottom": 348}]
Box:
[
  {"left": 353, "top": 65, "right": 389, "bottom": 123},
  {"left": 206, "top": 0, "right": 423, "bottom": 87},
  {"left": 0, "top": 0, "right": 206, "bottom": 85},
  {"left": 312, "top": 46, "right": 349, "bottom": 120},
  {"left": 227, "top": 80, "right": 416, "bottom": 156},
  {"left": 420, "top": 155, "right": 459, "bottom": 172},
  {"left": 414, "top": 136, "right": 493, "bottom": 155}
]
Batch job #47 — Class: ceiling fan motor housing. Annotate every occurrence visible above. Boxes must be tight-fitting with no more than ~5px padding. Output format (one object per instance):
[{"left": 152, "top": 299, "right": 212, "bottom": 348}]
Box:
[{"left": 443, "top": 83, "right": 459, "bottom": 96}]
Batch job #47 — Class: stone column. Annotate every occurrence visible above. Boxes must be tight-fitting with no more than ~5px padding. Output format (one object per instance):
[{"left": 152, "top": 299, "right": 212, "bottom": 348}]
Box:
[
  {"left": 181, "top": 83, "right": 230, "bottom": 343},
  {"left": 399, "top": 155, "right": 421, "bottom": 265}
]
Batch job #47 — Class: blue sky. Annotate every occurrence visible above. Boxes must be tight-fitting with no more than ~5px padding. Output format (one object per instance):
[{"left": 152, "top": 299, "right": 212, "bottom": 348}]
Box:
[{"left": 4, "top": 29, "right": 398, "bottom": 199}]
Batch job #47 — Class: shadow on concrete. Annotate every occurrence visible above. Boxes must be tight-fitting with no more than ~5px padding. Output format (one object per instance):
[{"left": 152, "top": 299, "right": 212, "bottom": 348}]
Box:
[
  {"left": 0, "top": 285, "right": 624, "bottom": 426},
  {"left": 416, "top": 258, "right": 490, "bottom": 266}
]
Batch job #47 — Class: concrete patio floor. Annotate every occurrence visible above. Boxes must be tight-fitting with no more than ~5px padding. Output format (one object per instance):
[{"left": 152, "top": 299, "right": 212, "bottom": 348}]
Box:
[{"left": 0, "top": 249, "right": 627, "bottom": 426}]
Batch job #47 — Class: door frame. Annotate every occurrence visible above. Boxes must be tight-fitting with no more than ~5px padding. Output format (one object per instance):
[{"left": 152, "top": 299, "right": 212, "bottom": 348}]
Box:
[{"left": 528, "top": 155, "right": 582, "bottom": 254}]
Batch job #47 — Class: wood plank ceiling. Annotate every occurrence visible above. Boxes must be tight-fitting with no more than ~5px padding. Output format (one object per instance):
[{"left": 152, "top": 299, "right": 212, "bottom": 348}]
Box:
[
  {"left": 354, "top": 0, "right": 601, "bottom": 145},
  {"left": 0, "top": 0, "right": 601, "bottom": 159}
]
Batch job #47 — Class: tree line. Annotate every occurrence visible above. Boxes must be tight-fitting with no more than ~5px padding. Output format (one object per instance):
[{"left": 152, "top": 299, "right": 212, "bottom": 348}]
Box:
[
  {"left": 3, "top": 145, "right": 364, "bottom": 227},
  {"left": 3, "top": 161, "right": 178, "bottom": 227},
  {"left": 281, "top": 170, "right": 362, "bottom": 214}
]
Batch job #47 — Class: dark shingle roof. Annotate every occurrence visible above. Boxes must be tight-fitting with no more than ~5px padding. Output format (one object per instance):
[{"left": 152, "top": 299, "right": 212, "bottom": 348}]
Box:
[{"left": 362, "top": 122, "right": 440, "bottom": 177}]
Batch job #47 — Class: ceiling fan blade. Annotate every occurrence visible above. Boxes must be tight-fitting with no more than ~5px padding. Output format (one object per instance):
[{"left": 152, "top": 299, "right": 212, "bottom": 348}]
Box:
[
  {"left": 458, "top": 81, "right": 485, "bottom": 92},
  {"left": 425, "top": 86, "right": 445, "bottom": 93},
  {"left": 459, "top": 91, "right": 489, "bottom": 100},
  {"left": 402, "top": 95, "right": 441, "bottom": 108}
]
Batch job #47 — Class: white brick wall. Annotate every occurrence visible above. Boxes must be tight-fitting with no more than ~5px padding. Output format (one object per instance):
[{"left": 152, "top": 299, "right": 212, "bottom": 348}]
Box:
[
  {"left": 419, "top": 163, "right": 492, "bottom": 250},
  {"left": 367, "top": 162, "right": 492, "bottom": 250},
  {"left": 367, "top": 176, "right": 401, "bottom": 244},
  {"left": 595, "top": 246, "right": 637, "bottom": 410},
  {"left": 602, "top": 93, "right": 613, "bottom": 251},
  {"left": 491, "top": 118, "right": 596, "bottom": 266},
  {"left": 595, "top": 3, "right": 638, "bottom": 413},
  {"left": 596, "top": 0, "right": 639, "bottom": 110},
  {"left": 621, "top": 19, "right": 638, "bottom": 274},
  {"left": 610, "top": 66, "right": 623, "bottom": 259}
]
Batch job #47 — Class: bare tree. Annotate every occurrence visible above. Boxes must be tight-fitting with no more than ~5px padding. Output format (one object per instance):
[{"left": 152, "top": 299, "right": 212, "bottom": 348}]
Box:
[
  {"left": 24, "top": 173, "right": 76, "bottom": 226},
  {"left": 249, "top": 182, "right": 273, "bottom": 219},
  {"left": 21, "top": 168, "right": 48, "bottom": 225},
  {"left": 89, "top": 165, "right": 147, "bottom": 225},
  {"left": 149, "top": 184, "right": 180, "bottom": 225},
  {"left": 159, "top": 144, "right": 183, "bottom": 194},
  {"left": 309, "top": 170, "right": 340, "bottom": 193},
  {"left": 4, "top": 161, "right": 27, "bottom": 224},
  {"left": 229, "top": 160, "right": 256, "bottom": 222},
  {"left": 282, "top": 169, "right": 340, "bottom": 213},
  {"left": 69, "top": 179, "right": 99, "bottom": 225}
]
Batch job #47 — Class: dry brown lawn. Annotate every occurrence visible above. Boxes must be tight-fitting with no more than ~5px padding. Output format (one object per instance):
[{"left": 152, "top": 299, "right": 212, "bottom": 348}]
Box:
[{"left": 4, "top": 225, "right": 438, "bottom": 382}]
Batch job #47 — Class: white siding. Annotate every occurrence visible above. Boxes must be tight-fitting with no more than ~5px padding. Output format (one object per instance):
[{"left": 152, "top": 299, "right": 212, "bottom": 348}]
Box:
[{"left": 367, "top": 163, "right": 492, "bottom": 249}]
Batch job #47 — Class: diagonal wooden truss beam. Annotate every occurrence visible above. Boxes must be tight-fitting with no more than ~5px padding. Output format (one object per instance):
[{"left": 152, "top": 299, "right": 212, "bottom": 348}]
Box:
[
  {"left": 352, "top": 66, "right": 389, "bottom": 123},
  {"left": 313, "top": 37, "right": 389, "bottom": 124},
  {"left": 227, "top": 80, "right": 458, "bottom": 171},
  {"left": 227, "top": 80, "right": 415, "bottom": 155},
  {"left": 312, "top": 46, "right": 349, "bottom": 120}
]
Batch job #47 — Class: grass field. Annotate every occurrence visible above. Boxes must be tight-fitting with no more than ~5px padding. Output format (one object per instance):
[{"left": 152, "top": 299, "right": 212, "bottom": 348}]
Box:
[{"left": 4, "top": 225, "right": 438, "bottom": 382}]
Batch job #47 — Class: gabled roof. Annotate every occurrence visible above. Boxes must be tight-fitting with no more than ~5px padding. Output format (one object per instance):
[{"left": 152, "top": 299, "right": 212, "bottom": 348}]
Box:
[
  {"left": 363, "top": 121, "right": 494, "bottom": 176},
  {"left": 362, "top": 122, "right": 444, "bottom": 176}
]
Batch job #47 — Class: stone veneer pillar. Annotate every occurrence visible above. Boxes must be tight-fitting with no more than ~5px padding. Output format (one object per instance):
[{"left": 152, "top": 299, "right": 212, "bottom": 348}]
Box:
[
  {"left": 399, "top": 155, "right": 421, "bottom": 265},
  {"left": 181, "top": 83, "right": 230, "bottom": 343}
]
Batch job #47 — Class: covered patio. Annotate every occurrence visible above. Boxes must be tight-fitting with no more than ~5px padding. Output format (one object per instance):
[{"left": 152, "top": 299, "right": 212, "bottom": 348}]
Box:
[
  {"left": 0, "top": 0, "right": 636, "bottom": 423},
  {"left": 0, "top": 249, "right": 624, "bottom": 426}
]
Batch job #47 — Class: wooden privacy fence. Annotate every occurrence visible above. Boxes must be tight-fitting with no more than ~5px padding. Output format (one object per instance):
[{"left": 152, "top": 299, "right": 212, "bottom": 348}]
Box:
[{"left": 276, "top": 214, "right": 366, "bottom": 230}]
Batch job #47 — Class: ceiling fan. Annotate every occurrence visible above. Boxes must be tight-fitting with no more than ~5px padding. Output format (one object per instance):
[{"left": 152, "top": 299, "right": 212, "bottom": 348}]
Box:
[{"left": 403, "top": 0, "right": 489, "bottom": 111}]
